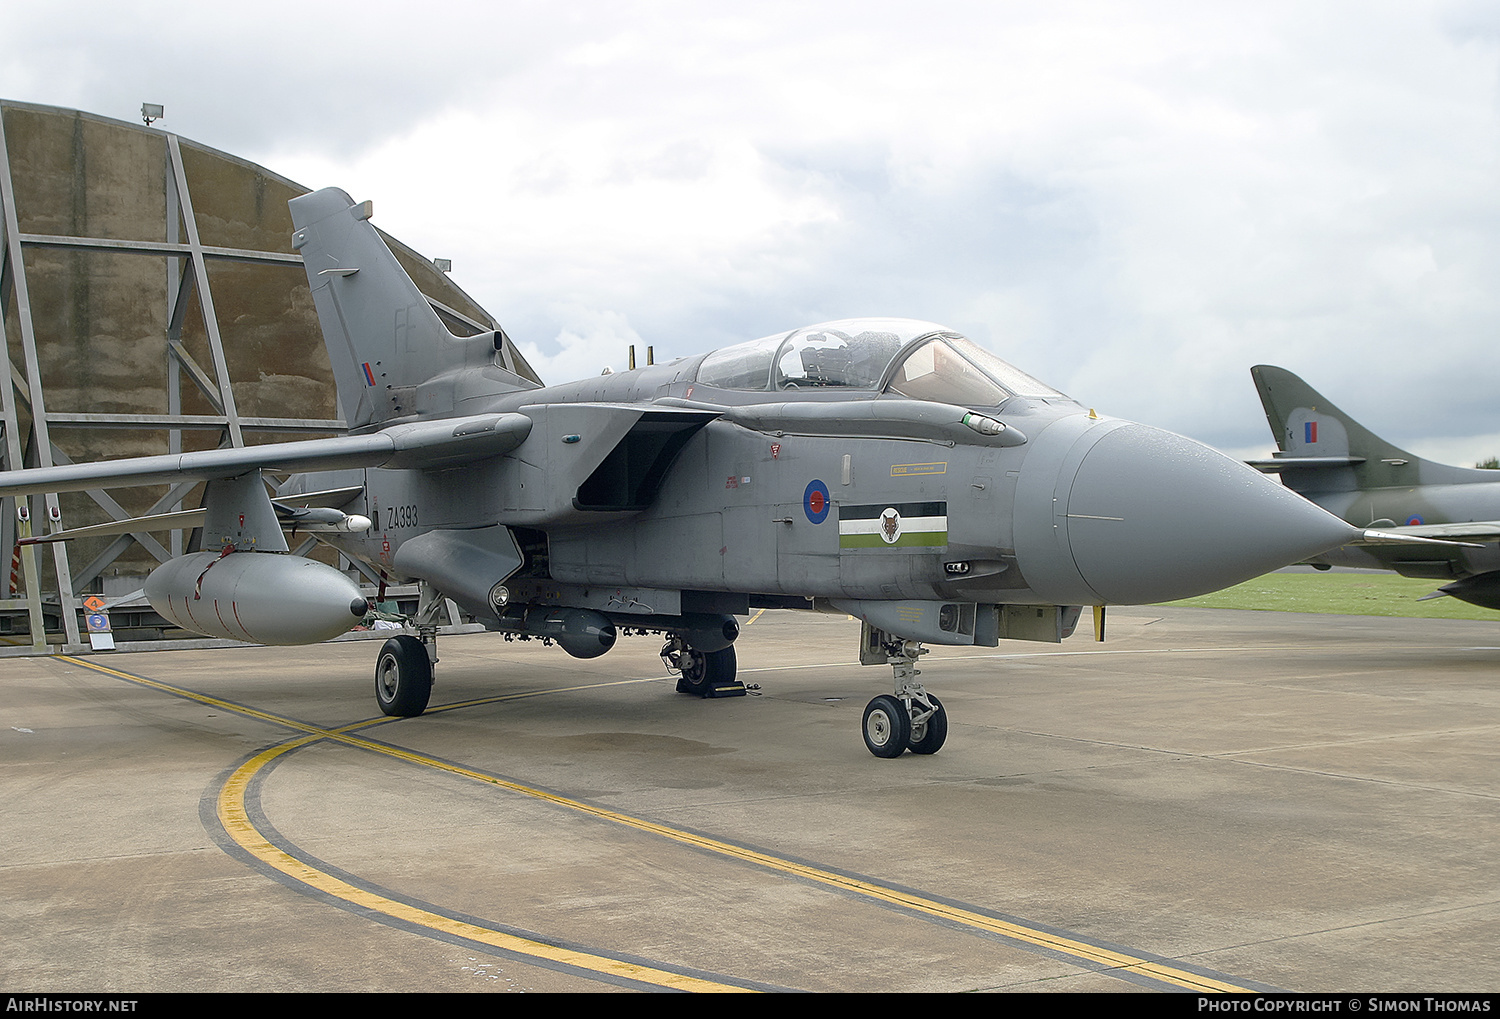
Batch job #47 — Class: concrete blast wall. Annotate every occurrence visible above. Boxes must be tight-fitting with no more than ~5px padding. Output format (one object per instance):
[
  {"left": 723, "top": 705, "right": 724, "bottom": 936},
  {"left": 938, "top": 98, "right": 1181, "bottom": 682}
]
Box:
[{"left": 0, "top": 100, "right": 535, "bottom": 633}]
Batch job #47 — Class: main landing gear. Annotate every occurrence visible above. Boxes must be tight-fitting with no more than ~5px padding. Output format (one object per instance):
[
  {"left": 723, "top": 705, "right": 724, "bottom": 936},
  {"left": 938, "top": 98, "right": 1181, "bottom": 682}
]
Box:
[
  {"left": 861, "top": 639, "right": 948, "bottom": 758},
  {"left": 374, "top": 584, "right": 441, "bottom": 717},
  {"left": 662, "top": 637, "right": 746, "bottom": 698},
  {"left": 375, "top": 634, "right": 433, "bottom": 716}
]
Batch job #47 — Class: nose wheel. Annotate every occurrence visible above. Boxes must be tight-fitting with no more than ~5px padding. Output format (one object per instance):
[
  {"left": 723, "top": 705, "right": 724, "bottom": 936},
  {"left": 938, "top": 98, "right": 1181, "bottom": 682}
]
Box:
[
  {"left": 861, "top": 639, "right": 949, "bottom": 758},
  {"left": 862, "top": 695, "right": 910, "bottom": 757},
  {"left": 861, "top": 690, "right": 948, "bottom": 757},
  {"left": 906, "top": 692, "right": 947, "bottom": 754}
]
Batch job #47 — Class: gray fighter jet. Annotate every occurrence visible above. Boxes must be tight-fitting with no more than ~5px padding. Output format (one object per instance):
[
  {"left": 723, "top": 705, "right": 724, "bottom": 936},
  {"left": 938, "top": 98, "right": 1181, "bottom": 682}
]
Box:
[
  {"left": 0, "top": 189, "right": 1381, "bottom": 757},
  {"left": 1250, "top": 364, "right": 1500, "bottom": 609}
]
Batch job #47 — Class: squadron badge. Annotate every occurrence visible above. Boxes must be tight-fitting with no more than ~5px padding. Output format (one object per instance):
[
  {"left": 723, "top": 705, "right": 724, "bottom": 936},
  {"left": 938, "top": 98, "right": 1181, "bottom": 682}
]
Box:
[{"left": 879, "top": 507, "right": 901, "bottom": 544}]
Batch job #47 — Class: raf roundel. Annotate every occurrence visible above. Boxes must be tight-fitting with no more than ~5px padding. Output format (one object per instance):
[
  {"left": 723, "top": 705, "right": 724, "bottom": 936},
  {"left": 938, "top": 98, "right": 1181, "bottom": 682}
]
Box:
[{"left": 804, "top": 479, "right": 830, "bottom": 524}]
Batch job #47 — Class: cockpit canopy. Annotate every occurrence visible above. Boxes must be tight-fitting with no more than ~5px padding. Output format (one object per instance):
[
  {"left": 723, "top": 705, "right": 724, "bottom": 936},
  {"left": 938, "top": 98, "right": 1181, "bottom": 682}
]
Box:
[{"left": 694, "top": 318, "right": 1062, "bottom": 407}]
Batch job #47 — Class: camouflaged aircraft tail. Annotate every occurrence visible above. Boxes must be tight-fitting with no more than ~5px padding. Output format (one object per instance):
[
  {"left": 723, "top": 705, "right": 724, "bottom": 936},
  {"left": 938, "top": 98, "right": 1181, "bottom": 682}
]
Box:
[
  {"left": 1251, "top": 364, "right": 1481, "bottom": 492},
  {"left": 289, "top": 187, "right": 506, "bottom": 431}
]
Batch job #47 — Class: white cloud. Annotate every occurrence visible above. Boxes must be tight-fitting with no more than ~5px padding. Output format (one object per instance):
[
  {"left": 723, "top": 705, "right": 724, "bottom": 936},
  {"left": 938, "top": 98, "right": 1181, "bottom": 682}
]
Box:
[
  {"left": 517, "top": 307, "right": 647, "bottom": 386},
  {"left": 7, "top": 1, "right": 1500, "bottom": 451}
]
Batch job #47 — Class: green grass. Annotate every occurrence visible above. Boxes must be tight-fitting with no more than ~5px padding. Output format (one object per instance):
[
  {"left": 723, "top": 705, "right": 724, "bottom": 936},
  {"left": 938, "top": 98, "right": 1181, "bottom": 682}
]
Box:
[{"left": 1162, "top": 571, "right": 1498, "bottom": 621}]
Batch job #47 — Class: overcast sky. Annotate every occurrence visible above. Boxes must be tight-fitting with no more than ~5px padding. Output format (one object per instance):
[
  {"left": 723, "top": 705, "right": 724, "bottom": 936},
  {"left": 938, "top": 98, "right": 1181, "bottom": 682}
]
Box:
[{"left": 5, "top": 1, "right": 1500, "bottom": 462}]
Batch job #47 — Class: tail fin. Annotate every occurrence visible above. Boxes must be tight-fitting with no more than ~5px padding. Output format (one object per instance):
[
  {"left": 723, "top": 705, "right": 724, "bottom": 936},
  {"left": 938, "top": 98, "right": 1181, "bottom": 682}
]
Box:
[
  {"left": 1251, "top": 365, "right": 1478, "bottom": 492},
  {"left": 290, "top": 188, "right": 502, "bottom": 430}
]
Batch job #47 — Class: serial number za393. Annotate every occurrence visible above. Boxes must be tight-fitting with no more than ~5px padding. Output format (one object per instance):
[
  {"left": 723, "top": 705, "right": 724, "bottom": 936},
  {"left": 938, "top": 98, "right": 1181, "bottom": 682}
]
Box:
[{"left": 384, "top": 505, "right": 419, "bottom": 529}]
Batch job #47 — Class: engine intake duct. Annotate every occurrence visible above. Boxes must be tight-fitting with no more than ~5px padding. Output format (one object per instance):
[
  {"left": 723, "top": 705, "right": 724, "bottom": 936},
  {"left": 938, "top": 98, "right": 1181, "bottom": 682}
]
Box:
[{"left": 573, "top": 411, "right": 713, "bottom": 511}]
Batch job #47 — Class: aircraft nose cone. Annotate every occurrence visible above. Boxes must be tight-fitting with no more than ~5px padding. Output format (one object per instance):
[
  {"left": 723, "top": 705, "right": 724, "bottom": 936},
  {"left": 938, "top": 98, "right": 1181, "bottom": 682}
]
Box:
[{"left": 1062, "top": 423, "right": 1358, "bottom": 604}]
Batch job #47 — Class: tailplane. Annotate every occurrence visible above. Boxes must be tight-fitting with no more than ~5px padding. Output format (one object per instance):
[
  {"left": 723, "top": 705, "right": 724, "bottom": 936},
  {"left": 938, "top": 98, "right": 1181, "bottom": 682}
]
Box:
[
  {"left": 1250, "top": 365, "right": 1482, "bottom": 492},
  {"left": 290, "top": 187, "right": 523, "bottom": 430}
]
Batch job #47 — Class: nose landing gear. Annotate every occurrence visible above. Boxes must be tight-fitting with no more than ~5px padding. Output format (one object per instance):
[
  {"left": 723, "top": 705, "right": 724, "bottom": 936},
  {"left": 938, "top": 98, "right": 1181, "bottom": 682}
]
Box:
[{"left": 861, "top": 639, "right": 949, "bottom": 758}]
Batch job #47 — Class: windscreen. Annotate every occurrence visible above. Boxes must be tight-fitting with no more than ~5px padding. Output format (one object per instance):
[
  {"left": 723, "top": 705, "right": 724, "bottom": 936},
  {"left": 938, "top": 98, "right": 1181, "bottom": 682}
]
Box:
[{"left": 886, "top": 335, "right": 1061, "bottom": 405}]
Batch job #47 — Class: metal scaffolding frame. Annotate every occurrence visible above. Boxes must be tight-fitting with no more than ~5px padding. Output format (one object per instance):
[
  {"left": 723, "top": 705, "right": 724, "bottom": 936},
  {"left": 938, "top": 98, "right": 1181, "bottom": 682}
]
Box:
[{"left": 0, "top": 104, "right": 514, "bottom": 650}]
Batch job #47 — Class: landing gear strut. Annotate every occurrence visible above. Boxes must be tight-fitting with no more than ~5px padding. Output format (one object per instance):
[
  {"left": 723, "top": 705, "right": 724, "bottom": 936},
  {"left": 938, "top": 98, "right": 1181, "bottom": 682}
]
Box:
[
  {"left": 861, "top": 639, "right": 948, "bottom": 758},
  {"left": 662, "top": 637, "right": 745, "bottom": 697}
]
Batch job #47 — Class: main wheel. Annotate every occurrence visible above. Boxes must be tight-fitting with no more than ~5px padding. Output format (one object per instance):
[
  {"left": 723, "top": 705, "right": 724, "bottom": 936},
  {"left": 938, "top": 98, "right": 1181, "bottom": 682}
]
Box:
[
  {"left": 676, "top": 645, "right": 737, "bottom": 696},
  {"left": 907, "top": 694, "right": 948, "bottom": 755},
  {"left": 862, "top": 694, "right": 911, "bottom": 758},
  {"left": 375, "top": 635, "right": 433, "bottom": 717}
]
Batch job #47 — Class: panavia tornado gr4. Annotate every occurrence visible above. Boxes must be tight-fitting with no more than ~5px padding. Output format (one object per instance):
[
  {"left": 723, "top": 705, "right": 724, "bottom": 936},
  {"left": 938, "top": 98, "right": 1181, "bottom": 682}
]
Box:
[{"left": 0, "top": 188, "right": 1389, "bottom": 757}]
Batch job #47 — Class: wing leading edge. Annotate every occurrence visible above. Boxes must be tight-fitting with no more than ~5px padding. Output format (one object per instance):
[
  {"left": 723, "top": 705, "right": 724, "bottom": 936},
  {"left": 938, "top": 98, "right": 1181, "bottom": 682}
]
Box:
[{"left": 0, "top": 413, "right": 532, "bottom": 498}]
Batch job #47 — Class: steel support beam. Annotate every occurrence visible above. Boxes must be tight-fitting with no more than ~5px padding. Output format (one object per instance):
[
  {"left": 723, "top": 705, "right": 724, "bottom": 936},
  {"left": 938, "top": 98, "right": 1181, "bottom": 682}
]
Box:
[
  {"left": 167, "top": 134, "right": 244, "bottom": 449},
  {"left": 0, "top": 109, "right": 77, "bottom": 647}
]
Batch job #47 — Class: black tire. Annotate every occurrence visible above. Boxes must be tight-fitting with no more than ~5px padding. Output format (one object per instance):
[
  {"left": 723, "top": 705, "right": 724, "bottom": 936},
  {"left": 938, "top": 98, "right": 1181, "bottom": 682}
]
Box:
[
  {"left": 907, "top": 695, "right": 947, "bottom": 755},
  {"left": 375, "top": 635, "right": 433, "bottom": 717},
  {"left": 676, "top": 645, "right": 737, "bottom": 696},
  {"left": 862, "top": 694, "right": 911, "bottom": 758}
]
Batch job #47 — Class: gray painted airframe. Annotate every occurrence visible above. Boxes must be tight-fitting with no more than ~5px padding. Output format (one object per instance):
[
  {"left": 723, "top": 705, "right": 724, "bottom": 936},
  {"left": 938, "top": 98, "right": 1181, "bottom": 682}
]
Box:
[
  {"left": 0, "top": 189, "right": 1391, "bottom": 757},
  {"left": 1250, "top": 365, "right": 1500, "bottom": 610}
]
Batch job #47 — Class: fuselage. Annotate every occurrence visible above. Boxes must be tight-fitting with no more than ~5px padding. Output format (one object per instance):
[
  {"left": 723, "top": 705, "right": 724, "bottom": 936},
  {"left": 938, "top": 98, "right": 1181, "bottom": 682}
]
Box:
[
  {"left": 287, "top": 321, "right": 1358, "bottom": 632},
  {"left": 1295, "top": 481, "right": 1500, "bottom": 577}
]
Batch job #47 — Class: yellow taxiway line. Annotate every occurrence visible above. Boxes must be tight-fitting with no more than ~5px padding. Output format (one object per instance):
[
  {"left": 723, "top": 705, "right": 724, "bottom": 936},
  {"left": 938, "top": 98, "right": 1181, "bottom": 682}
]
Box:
[{"left": 219, "top": 735, "right": 747, "bottom": 992}]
